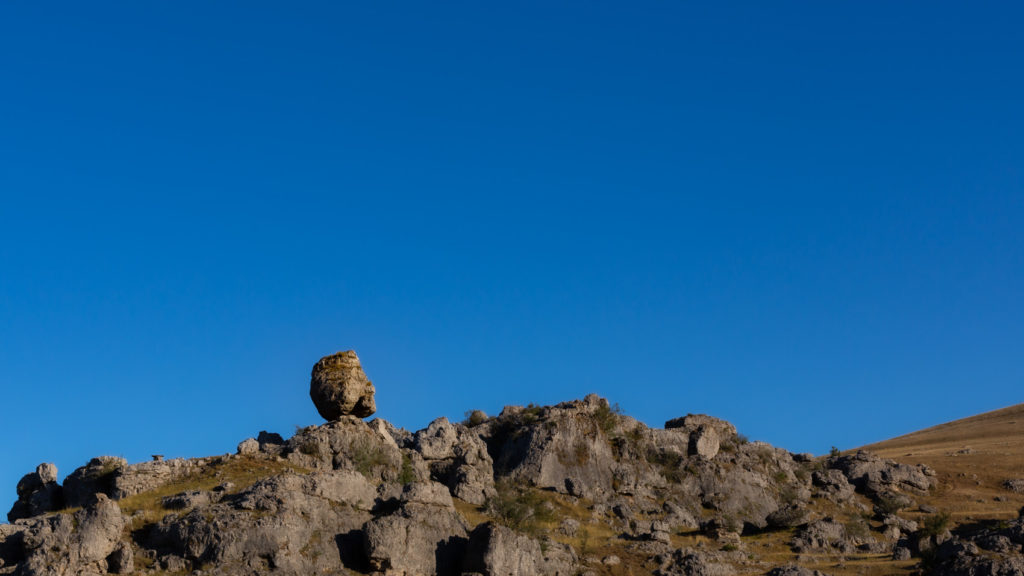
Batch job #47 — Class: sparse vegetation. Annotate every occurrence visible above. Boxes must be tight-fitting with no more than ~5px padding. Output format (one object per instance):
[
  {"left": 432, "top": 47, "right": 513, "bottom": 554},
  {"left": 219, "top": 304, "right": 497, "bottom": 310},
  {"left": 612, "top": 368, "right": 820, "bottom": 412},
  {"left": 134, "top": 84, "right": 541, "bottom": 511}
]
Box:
[
  {"left": 646, "top": 448, "right": 684, "bottom": 483},
  {"left": 462, "top": 410, "right": 488, "bottom": 428},
  {"left": 298, "top": 440, "right": 322, "bottom": 458},
  {"left": 486, "top": 479, "right": 555, "bottom": 536},
  {"left": 119, "top": 456, "right": 307, "bottom": 528},
  {"left": 845, "top": 517, "right": 872, "bottom": 540},
  {"left": 593, "top": 402, "right": 623, "bottom": 436},
  {"left": 398, "top": 453, "right": 416, "bottom": 485},
  {"left": 352, "top": 441, "right": 390, "bottom": 479},
  {"left": 829, "top": 446, "right": 841, "bottom": 458},
  {"left": 520, "top": 403, "right": 544, "bottom": 425}
]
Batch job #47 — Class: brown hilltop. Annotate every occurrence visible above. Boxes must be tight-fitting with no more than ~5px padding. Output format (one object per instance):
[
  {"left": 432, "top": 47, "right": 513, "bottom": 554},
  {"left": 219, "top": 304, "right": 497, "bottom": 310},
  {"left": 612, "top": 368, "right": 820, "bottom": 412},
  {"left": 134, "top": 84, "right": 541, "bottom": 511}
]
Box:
[{"left": 858, "top": 402, "right": 1024, "bottom": 522}]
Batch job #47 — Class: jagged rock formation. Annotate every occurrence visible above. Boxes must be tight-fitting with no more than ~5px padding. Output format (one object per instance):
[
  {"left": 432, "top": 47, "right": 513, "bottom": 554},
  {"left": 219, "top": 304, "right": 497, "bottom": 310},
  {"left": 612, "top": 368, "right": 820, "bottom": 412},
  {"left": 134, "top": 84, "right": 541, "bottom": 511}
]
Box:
[
  {"left": 0, "top": 352, "right": 980, "bottom": 576},
  {"left": 309, "top": 350, "right": 376, "bottom": 420},
  {"left": 7, "top": 465, "right": 62, "bottom": 523}
]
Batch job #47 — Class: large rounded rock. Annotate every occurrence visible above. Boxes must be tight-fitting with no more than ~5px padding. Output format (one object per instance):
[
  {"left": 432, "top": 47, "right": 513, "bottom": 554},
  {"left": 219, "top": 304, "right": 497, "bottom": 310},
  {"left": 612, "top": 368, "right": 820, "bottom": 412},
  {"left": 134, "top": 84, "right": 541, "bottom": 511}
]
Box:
[{"left": 310, "top": 350, "right": 376, "bottom": 421}]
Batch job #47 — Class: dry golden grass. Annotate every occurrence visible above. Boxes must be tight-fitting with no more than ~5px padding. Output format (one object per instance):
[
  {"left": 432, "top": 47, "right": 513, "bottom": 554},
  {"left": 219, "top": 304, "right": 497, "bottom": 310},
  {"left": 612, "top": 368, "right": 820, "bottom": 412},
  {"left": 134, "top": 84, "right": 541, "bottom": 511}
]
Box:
[
  {"left": 119, "top": 456, "right": 307, "bottom": 529},
  {"left": 859, "top": 403, "right": 1024, "bottom": 523}
]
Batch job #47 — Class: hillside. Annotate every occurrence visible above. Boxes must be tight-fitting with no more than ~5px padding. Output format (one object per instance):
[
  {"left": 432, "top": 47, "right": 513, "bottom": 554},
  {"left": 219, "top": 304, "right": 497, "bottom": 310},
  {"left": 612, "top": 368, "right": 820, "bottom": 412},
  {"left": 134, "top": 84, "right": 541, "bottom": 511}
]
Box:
[
  {"left": 1, "top": 352, "right": 1022, "bottom": 576},
  {"left": 860, "top": 403, "right": 1024, "bottom": 522}
]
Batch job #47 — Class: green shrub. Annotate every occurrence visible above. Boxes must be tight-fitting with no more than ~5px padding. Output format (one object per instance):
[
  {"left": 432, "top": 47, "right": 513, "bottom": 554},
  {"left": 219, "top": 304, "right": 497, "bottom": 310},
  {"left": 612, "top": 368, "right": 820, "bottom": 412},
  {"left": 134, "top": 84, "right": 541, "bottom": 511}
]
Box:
[
  {"left": 919, "top": 511, "right": 952, "bottom": 538},
  {"left": 398, "top": 453, "right": 416, "bottom": 485},
  {"left": 486, "top": 480, "right": 554, "bottom": 536},
  {"left": 829, "top": 446, "right": 841, "bottom": 458},
  {"left": 593, "top": 402, "right": 624, "bottom": 436}
]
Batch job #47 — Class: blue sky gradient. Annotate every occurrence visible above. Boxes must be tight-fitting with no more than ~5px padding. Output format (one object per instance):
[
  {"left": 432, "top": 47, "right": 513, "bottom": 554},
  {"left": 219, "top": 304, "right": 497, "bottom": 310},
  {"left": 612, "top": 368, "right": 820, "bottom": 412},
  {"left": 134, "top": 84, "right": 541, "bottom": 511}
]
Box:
[{"left": 1, "top": 2, "right": 1022, "bottom": 516}]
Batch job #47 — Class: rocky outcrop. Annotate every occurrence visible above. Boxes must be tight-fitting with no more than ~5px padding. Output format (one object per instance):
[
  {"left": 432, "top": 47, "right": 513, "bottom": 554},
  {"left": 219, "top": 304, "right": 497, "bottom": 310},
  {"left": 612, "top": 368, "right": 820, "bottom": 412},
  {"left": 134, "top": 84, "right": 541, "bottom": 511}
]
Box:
[
  {"left": 112, "top": 457, "right": 214, "bottom": 500},
  {"left": 62, "top": 456, "right": 126, "bottom": 508},
  {"left": 655, "top": 548, "right": 736, "bottom": 576},
  {"left": 309, "top": 350, "right": 376, "bottom": 421},
  {"left": 12, "top": 494, "right": 126, "bottom": 576},
  {"left": 142, "top": 470, "right": 375, "bottom": 574},
  {"left": 363, "top": 482, "right": 469, "bottom": 575},
  {"left": 285, "top": 415, "right": 402, "bottom": 482},
  {"left": 917, "top": 514, "right": 1024, "bottom": 575},
  {"left": 483, "top": 395, "right": 621, "bottom": 499},
  {"left": 791, "top": 518, "right": 858, "bottom": 553},
  {"left": 412, "top": 417, "right": 496, "bottom": 505},
  {"left": 812, "top": 469, "right": 855, "bottom": 502},
  {"left": 829, "top": 451, "right": 935, "bottom": 496},
  {"left": 7, "top": 464, "right": 63, "bottom": 522},
  {"left": 464, "top": 522, "right": 577, "bottom": 576},
  {"left": 1003, "top": 478, "right": 1024, "bottom": 494}
]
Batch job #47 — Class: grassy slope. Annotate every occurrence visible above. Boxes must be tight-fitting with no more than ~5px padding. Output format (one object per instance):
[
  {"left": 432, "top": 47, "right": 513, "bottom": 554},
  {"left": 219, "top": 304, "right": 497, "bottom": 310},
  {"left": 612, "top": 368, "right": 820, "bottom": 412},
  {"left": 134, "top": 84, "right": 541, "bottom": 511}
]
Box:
[{"left": 859, "top": 403, "right": 1024, "bottom": 522}]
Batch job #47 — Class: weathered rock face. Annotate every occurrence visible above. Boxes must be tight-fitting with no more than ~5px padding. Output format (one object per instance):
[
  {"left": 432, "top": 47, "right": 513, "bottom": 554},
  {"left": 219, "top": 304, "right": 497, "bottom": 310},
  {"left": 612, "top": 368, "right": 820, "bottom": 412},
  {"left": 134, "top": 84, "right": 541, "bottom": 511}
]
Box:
[
  {"left": 310, "top": 350, "right": 376, "bottom": 421},
  {"left": 62, "top": 456, "right": 127, "bottom": 508},
  {"left": 464, "top": 522, "right": 577, "bottom": 576},
  {"left": 689, "top": 426, "right": 721, "bottom": 459},
  {"left": 829, "top": 451, "right": 935, "bottom": 496},
  {"left": 919, "top": 516, "right": 1024, "bottom": 576},
  {"left": 654, "top": 548, "right": 736, "bottom": 576},
  {"left": 285, "top": 416, "right": 403, "bottom": 482},
  {"left": 412, "top": 417, "right": 496, "bottom": 505},
  {"left": 13, "top": 494, "right": 126, "bottom": 576},
  {"left": 363, "top": 482, "right": 469, "bottom": 575},
  {"left": 143, "top": 471, "right": 375, "bottom": 574},
  {"left": 7, "top": 464, "right": 63, "bottom": 522},
  {"left": 483, "top": 395, "right": 620, "bottom": 499}
]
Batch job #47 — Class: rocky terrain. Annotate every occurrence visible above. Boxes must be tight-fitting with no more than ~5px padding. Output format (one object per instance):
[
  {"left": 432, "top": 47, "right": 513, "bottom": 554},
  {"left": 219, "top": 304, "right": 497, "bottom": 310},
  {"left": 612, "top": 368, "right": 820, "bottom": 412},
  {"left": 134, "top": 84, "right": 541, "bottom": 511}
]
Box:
[{"left": 2, "top": 351, "right": 1022, "bottom": 575}]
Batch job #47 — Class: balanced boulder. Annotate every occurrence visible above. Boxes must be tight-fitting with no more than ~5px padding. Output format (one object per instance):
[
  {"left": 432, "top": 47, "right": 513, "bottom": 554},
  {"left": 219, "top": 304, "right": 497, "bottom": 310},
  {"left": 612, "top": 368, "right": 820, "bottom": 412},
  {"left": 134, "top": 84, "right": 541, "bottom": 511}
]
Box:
[{"left": 310, "top": 350, "right": 376, "bottom": 421}]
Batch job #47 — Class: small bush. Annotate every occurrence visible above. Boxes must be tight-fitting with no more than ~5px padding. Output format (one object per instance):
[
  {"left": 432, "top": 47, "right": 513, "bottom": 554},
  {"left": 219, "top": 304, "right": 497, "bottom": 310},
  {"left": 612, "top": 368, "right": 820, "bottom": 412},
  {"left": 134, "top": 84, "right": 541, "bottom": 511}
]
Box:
[
  {"left": 793, "top": 467, "right": 810, "bottom": 483},
  {"left": 721, "top": 543, "right": 739, "bottom": 552},
  {"left": 919, "top": 511, "right": 952, "bottom": 538},
  {"left": 845, "top": 517, "right": 871, "bottom": 540},
  {"left": 829, "top": 446, "right": 841, "bottom": 458},
  {"left": 462, "top": 410, "right": 488, "bottom": 428},
  {"left": 646, "top": 449, "right": 684, "bottom": 483},
  {"left": 398, "top": 454, "right": 416, "bottom": 485},
  {"left": 486, "top": 480, "right": 554, "bottom": 536},
  {"left": 299, "top": 440, "right": 321, "bottom": 458},
  {"left": 352, "top": 442, "right": 390, "bottom": 478},
  {"left": 735, "top": 433, "right": 749, "bottom": 445},
  {"left": 520, "top": 403, "right": 543, "bottom": 425},
  {"left": 779, "top": 485, "right": 800, "bottom": 505},
  {"left": 593, "top": 402, "right": 624, "bottom": 436}
]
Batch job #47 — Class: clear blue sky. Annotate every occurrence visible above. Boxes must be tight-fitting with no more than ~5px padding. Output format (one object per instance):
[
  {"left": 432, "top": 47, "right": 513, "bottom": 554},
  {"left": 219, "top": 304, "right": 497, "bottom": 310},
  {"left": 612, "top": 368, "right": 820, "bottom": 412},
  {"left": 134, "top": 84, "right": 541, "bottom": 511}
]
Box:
[{"left": 1, "top": 2, "right": 1022, "bottom": 516}]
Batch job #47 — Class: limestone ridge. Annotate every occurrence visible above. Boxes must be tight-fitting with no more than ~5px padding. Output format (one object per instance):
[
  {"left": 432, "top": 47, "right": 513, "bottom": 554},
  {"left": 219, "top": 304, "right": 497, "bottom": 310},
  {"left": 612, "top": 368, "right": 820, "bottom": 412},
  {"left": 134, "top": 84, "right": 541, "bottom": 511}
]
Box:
[{"left": 0, "top": 353, "right": 1019, "bottom": 576}]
